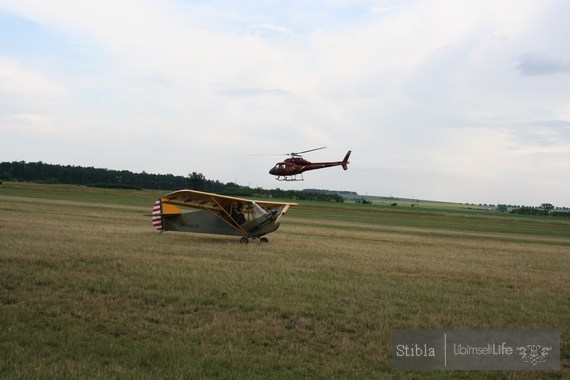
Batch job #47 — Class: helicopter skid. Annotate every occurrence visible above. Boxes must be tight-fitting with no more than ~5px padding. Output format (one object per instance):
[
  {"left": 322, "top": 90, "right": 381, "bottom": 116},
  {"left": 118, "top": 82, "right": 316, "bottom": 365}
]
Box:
[{"left": 276, "top": 175, "right": 304, "bottom": 181}]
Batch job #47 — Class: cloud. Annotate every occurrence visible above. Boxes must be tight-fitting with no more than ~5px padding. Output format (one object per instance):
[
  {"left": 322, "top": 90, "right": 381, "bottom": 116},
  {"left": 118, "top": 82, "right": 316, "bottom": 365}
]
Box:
[
  {"left": 516, "top": 52, "right": 570, "bottom": 75},
  {"left": 0, "top": 57, "right": 67, "bottom": 95},
  {"left": 218, "top": 86, "right": 290, "bottom": 97},
  {"left": 369, "top": 6, "right": 396, "bottom": 14},
  {"left": 248, "top": 23, "right": 292, "bottom": 34},
  {"left": 0, "top": 57, "right": 74, "bottom": 134}
]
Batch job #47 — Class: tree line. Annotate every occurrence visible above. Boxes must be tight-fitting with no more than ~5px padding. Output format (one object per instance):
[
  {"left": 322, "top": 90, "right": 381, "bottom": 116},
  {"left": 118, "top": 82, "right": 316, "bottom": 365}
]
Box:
[
  {"left": 0, "top": 161, "right": 345, "bottom": 202},
  {"left": 510, "top": 204, "right": 569, "bottom": 217}
]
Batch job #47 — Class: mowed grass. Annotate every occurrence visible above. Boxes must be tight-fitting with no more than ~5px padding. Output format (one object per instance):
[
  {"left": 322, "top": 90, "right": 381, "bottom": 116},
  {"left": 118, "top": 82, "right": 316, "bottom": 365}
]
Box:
[{"left": 1, "top": 182, "right": 569, "bottom": 379}]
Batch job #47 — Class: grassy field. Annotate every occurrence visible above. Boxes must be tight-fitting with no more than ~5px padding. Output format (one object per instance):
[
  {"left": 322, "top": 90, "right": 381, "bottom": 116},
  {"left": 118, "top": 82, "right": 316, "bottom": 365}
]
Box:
[{"left": 1, "top": 182, "right": 569, "bottom": 379}]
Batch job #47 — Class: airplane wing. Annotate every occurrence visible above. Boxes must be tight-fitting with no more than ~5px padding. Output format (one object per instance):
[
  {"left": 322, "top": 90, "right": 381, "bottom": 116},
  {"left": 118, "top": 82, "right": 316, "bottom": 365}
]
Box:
[
  {"left": 161, "top": 189, "right": 244, "bottom": 212},
  {"left": 160, "top": 189, "right": 296, "bottom": 211},
  {"left": 252, "top": 199, "right": 299, "bottom": 213}
]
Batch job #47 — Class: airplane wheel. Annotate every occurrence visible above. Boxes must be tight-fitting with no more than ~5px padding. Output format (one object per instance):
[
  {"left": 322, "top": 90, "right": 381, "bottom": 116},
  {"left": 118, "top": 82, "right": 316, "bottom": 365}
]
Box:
[
  {"left": 260, "top": 237, "right": 269, "bottom": 243},
  {"left": 240, "top": 237, "right": 249, "bottom": 244}
]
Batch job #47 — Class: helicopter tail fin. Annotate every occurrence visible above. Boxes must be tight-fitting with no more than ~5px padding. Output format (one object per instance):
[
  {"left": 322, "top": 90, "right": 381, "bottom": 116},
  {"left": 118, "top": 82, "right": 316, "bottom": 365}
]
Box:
[{"left": 342, "top": 150, "right": 351, "bottom": 170}]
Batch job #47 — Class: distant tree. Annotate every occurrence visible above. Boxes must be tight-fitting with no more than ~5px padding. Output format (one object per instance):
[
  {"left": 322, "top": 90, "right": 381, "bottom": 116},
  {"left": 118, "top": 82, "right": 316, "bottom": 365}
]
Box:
[
  {"left": 188, "top": 172, "right": 206, "bottom": 190},
  {"left": 511, "top": 207, "right": 544, "bottom": 216},
  {"left": 540, "top": 203, "right": 554, "bottom": 214},
  {"left": 223, "top": 182, "right": 242, "bottom": 195},
  {"left": 0, "top": 171, "right": 12, "bottom": 181}
]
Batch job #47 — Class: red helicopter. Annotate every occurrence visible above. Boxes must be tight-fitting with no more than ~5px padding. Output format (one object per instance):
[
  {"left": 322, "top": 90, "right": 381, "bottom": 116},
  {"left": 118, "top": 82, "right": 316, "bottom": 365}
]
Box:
[{"left": 267, "top": 147, "right": 351, "bottom": 181}]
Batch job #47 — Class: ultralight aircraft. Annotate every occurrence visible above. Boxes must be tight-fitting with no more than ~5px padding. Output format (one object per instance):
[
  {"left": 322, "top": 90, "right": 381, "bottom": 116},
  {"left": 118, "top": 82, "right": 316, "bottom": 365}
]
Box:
[{"left": 151, "top": 189, "right": 298, "bottom": 243}]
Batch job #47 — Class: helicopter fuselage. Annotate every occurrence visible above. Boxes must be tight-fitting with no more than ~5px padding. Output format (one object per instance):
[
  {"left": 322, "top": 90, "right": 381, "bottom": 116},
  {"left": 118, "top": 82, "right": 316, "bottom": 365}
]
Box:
[{"left": 269, "top": 151, "right": 351, "bottom": 180}]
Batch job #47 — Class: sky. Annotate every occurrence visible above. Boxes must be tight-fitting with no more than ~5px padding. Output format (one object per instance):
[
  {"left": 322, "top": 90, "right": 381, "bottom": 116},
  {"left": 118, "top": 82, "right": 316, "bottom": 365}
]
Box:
[{"left": 1, "top": 0, "right": 570, "bottom": 207}]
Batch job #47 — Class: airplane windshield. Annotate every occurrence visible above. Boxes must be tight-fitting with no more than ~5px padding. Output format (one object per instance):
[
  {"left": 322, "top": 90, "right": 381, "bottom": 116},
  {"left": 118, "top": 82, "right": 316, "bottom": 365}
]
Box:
[{"left": 249, "top": 202, "right": 267, "bottom": 219}]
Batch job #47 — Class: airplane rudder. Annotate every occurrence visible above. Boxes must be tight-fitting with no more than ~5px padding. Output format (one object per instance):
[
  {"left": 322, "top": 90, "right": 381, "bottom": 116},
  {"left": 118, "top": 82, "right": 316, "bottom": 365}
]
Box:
[{"left": 151, "top": 199, "right": 164, "bottom": 231}]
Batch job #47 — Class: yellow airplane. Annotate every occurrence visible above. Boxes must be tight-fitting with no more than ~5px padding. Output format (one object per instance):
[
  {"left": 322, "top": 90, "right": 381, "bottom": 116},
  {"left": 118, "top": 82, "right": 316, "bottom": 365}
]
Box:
[{"left": 151, "top": 189, "right": 298, "bottom": 244}]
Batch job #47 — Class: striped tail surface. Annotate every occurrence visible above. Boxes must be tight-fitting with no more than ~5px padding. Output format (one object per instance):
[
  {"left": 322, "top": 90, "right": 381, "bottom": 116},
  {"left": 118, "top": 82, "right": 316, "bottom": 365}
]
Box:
[{"left": 152, "top": 199, "right": 164, "bottom": 231}]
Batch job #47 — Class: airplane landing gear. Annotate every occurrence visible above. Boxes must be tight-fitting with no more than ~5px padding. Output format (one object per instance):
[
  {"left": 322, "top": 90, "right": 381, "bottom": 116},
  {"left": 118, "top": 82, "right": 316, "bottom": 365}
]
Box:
[{"left": 239, "top": 237, "right": 269, "bottom": 244}]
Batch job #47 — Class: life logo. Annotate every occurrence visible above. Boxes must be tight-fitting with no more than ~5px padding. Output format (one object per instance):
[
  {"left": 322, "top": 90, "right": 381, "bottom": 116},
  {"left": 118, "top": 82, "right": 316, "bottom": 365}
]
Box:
[{"left": 516, "top": 344, "right": 553, "bottom": 365}]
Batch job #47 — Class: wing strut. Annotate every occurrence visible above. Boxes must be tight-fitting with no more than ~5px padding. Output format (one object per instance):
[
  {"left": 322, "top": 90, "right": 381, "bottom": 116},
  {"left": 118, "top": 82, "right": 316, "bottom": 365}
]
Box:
[{"left": 206, "top": 195, "right": 250, "bottom": 235}]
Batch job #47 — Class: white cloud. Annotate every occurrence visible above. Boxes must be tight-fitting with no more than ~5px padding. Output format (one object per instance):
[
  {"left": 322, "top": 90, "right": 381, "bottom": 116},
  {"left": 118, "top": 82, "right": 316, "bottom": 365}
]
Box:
[
  {"left": 0, "top": 57, "right": 67, "bottom": 95},
  {"left": 516, "top": 52, "right": 570, "bottom": 75}
]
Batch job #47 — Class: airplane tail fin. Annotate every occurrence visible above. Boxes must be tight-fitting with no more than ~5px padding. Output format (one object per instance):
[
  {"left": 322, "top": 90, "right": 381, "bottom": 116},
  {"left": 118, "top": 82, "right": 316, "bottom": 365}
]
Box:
[
  {"left": 342, "top": 150, "right": 351, "bottom": 170},
  {"left": 150, "top": 198, "right": 183, "bottom": 231},
  {"left": 152, "top": 199, "right": 164, "bottom": 231}
]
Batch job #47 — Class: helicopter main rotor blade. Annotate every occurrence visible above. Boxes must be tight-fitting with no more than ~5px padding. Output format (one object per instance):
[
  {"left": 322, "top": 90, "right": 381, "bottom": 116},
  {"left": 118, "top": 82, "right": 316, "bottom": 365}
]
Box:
[
  {"left": 290, "top": 146, "right": 326, "bottom": 156},
  {"left": 251, "top": 147, "right": 327, "bottom": 157}
]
